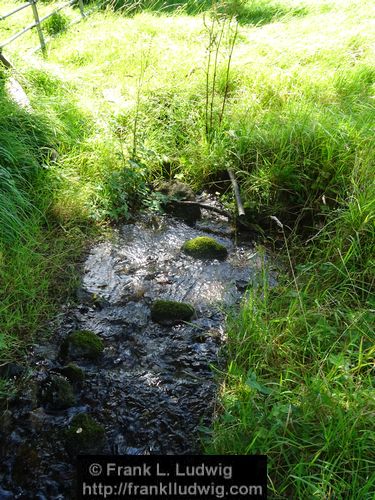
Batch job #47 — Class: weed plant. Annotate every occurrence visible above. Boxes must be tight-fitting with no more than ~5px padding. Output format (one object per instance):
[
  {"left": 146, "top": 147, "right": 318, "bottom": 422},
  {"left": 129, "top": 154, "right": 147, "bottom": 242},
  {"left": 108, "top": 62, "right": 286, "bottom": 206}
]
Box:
[{"left": 44, "top": 12, "right": 70, "bottom": 36}]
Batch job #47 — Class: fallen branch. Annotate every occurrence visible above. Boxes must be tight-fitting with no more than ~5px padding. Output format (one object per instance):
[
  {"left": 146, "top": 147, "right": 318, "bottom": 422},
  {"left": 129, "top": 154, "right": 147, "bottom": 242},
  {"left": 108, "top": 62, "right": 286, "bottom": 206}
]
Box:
[
  {"left": 171, "top": 200, "right": 231, "bottom": 219},
  {"left": 173, "top": 200, "right": 261, "bottom": 232},
  {"left": 227, "top": 168, "right": 245, "bottom": 217}
]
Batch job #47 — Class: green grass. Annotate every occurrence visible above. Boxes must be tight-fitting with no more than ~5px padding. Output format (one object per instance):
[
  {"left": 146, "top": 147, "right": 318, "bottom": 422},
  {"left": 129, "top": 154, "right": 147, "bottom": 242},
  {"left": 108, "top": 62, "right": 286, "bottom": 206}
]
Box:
[
  {"left": 0, "top": 66, "right": 90, "bottom": 369},
  {"left": 0, "top": 0, "right": 374, "bottom": 496},
  {"left": 16, "top": 0, "right": 371, "bottom": 225},
  {"left": 205, "top": 214, "right": 374, "bottom": 496}
]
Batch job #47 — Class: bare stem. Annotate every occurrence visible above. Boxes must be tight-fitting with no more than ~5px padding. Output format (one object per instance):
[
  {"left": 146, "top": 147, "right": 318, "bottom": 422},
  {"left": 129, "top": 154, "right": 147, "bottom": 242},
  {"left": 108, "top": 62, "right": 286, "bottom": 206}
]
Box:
[
  {"left": 219, "top": 18, "right": 238, "bottom": 127},
  {"left": 209, "top": 17, "right": 225, "bottom": 136},
  {"left": 204, "top": 13, "right": 215, "bottom": 139},
  {"left": 132, "top": 41, "right": 152, "bottom": 159}
]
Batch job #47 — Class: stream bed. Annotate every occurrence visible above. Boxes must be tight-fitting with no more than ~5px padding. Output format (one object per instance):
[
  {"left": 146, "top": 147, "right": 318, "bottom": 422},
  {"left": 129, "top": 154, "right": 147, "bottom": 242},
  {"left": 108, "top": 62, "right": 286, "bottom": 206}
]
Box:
[{"left": 0, "top": 210, "right": 275, "bottom": 499}]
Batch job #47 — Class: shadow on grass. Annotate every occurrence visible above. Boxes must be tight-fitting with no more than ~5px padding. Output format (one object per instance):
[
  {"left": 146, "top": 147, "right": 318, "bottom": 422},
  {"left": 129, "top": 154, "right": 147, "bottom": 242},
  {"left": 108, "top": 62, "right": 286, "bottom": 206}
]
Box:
[
  {"left": 221, "top": 0, "right": 308, "bottom": 25},
  {"left": 105, "top": 0, "right": 308, "bottom": 25}
]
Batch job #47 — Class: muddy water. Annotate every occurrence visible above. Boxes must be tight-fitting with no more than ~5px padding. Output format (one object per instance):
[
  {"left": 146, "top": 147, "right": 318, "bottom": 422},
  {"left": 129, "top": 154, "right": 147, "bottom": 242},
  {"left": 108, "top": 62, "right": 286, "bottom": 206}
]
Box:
[{"left": 0, "top": 213, "right": 275, "bottom": 499}]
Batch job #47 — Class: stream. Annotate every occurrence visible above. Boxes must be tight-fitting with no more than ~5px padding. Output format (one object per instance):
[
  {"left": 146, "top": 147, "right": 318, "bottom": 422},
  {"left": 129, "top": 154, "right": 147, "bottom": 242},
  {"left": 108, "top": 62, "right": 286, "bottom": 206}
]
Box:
[{"left": 0, "top": 205, "right": 276, "bottom": 499}]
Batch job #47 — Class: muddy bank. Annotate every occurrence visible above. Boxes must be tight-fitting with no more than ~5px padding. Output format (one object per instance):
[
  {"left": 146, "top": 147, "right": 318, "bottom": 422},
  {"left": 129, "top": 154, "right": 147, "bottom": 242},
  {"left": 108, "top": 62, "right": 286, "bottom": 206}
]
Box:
[{"left": 0, "top": 212, "right": 275, "bottom": 498}]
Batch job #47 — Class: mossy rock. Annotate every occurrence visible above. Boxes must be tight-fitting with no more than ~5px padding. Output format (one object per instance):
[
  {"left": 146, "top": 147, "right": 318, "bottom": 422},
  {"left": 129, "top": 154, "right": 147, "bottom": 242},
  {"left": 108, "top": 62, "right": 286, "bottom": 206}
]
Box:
[
  {"left": 182, "top": 236, "right": 228, "bottom": 260},
  {"left": 39, "top": 375, "right": 76, "bottom": 410},
  {"left": 159, "top": 180, "right": 195, "bottom": 201},
  {"left": 59, "top": 363, "right": 85, "bottom": 383},
  {"left": 151, "top": 300, "right": 195, "bottom": 325},
  {"left": 65, "top": 413, "right": 105, "bottom": 455},
  {"left": 60, "top": 330, "right": 104, "bottom": 361},
  {"left": 158, "top": 181, "right": 201, "bottom": 222}
]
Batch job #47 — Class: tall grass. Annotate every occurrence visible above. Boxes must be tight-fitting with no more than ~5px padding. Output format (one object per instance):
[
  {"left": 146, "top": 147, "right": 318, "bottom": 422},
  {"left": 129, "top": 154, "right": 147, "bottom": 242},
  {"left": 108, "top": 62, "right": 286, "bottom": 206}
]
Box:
[
  {"left": 0, "top": 69, "right": 90, "bottom": 370},
  {"left": 206, "top": 188, "right": 374, "bottom": 495}
]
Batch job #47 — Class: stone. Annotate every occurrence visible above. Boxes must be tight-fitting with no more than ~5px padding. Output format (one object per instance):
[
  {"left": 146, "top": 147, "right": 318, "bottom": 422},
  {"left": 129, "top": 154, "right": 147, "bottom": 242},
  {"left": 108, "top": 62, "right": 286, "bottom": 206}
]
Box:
[
  {"left": 38, "top": 374, "right": 76, "bottom": 410},
  {"left": 0, "top": 409, "right": 12, "bottom": 435},
  {"left": 158, "top": 180, "right": 201, "bottom": 223},
  {"left": 182, "top": 236, "right": 228, "bottom": 260},
  {"left": 60, "top": 330, "right": 104, "bottom": 361},
  {"left": 158, "top": 180, "right": 195, "bottom": 201},
  {"left": 151, "top": 300, "right": 195, "bottom": 325},
  {"left": 165, "top": 200, "right": 201, "bottom": 223},
  {"left": 29, "top": 407, "right": 47, "bottom": 432},
  {"left": 65, "top": 413, "right": 105, "bottom": 455},
  {"left": 0, "top": 487, "right": 13, "bottom": 498},
  {"left": 76, "top": 288, "right": 108, "bottom": 307}
]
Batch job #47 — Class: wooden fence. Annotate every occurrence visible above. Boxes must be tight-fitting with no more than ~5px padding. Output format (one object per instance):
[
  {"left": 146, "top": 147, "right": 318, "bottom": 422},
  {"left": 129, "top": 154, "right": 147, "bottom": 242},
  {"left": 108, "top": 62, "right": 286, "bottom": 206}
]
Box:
[{"left": 0, "top": 0, "right": 89, "bottom": 66}]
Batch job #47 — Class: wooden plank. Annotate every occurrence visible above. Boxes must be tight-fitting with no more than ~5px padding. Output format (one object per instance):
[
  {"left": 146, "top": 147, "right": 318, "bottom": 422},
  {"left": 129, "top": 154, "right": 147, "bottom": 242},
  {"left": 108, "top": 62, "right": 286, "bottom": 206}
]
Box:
[
  {"left": 0, "top": 0, "right": 90, "bottom": 56},
  {"left": 38, "top": 0, "right": 79, "bottom": 24},
  {"left": 0, "top": 21, "right": 37, "bottom": 49},
  {"left": 0, "top": 2, "right": 30, "bottom": 22}
]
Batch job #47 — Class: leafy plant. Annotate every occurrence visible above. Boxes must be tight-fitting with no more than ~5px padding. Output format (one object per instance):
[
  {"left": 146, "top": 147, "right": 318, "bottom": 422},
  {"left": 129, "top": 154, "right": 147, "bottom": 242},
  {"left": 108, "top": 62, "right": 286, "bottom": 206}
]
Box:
[{"left": 99, "top": 159, "right": 149, "bottom": 220}]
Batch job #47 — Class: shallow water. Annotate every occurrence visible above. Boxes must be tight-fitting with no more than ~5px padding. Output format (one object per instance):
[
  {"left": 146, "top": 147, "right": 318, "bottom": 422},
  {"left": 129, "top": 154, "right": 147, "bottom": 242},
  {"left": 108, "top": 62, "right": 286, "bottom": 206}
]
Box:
[{"left": 0, "top": 213, "right": 275, "bottom": 499}]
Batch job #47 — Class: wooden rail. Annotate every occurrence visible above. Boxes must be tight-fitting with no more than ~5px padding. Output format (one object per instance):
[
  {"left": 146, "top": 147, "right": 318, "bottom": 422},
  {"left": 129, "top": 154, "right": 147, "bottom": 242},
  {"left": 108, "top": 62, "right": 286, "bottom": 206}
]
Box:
[{"left": 0, "top": 0, "right": 86, "bottom": 63}]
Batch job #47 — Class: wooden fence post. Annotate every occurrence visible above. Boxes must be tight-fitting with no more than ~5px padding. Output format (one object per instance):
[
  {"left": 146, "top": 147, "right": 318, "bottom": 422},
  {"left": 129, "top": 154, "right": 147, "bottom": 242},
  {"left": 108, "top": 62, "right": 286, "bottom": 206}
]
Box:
[
  {"left": 78, "top": 0, "right": 86, "bottom": 17},
  {"left": 29, "top": 0, "right": 46, "bottom": 53},
  {"left": 0, "top": 50, "right": 13, "bottom": 68}
]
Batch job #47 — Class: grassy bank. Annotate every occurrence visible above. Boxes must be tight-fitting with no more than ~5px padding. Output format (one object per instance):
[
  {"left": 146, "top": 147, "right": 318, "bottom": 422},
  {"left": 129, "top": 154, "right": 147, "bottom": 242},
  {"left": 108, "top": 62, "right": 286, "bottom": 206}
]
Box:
[
  {"left": 206, "top": 180, "right": 374, "bottom": 496},
  {"left": 0, "top": 0, "right": 374, "bottom": 496},
  {"left": 0, "top": 68, "right": 90, "bottom": 395}
]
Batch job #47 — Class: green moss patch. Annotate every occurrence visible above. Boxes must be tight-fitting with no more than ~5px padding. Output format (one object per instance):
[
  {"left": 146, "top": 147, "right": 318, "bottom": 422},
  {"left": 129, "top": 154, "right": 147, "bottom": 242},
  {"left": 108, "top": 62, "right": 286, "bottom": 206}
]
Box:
[
  {"left": 65, "top": 413, "right": 105, "bottom": 455},
  {"left": 39, "top": 375, "right": 76, "bottom": 410},
  {"left": 59, "top": 363, "right": 85, "bottom": 383},
  {"left": 151, "top": 299, "right": 195, "bottom": 325},
  {"left": 182, "top": 236, "right": 228, "bottom": 260},
  {"left": 60, "top": 330, "right": 104, "bottom": 361}
]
